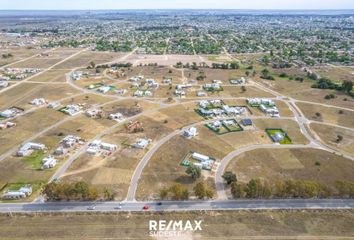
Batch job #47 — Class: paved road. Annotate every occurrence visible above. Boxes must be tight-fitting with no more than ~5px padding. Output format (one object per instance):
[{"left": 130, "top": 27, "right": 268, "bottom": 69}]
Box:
[{"left": 1, "top": 199, "right": 354, "bottom": 213}]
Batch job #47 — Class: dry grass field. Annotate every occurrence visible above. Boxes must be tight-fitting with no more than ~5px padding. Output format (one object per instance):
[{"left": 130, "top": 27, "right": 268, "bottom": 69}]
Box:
[
  {"left": 28, "top": 69, "right": 68, "bottom": 82},
  {"left": 1, "top": 210, "right": 354, "bottom": 239},
  {"left": 53, "top": 51, "right": 125, "bottom": 69},
  {"left": 61, "top": 115, "right": 175, "bottom": 200},
  {"left": 136, "top": 131, "right": 234, "bottom": 200},
  {"left": 0, "top": 82, "right": 81, "bottom": 110},
  {"left": 226, "top": 148, "right": 354, "bottom": 193},
  {"left": 257, "top": 78, "right": 354, "bottom": 109},
  {"left": 310, "top": 123, "right": 354, "bottom": 155},
  {"left": 297, "top": 102, "right": 354, "bottom": 128},
  {"left": 0, "top": 47, "right": 43, "bottom": 67},
  {"left": 0, "top": 108, "right": 65, "bottom": 155}
]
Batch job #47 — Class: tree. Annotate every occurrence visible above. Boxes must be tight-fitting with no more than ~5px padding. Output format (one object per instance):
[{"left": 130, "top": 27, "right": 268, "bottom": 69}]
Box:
[
  {"left": 231, "top": 182, "right": 245, "bottom": 198},
  {"left": 103, "top": 188, "right": 115, "bottom": 200},
  {"left": 186, "top": 165, "right": 201, "bottom": 180},
  {"left": 245, "top": 179, "right": 263, "bottom": 198},
  {"left": 169, "top": 183, "right": 189, "bottom": 200},
  {"left": 342, "top": 81, "right": 353, "bottom": 93},
  {"left": 222, "top": 171, "right": 237, "bottom": 185},
  {"left": 160, "top": 188, "right": 169, "bottom": 200},
  {"left": 194, "top": 182, "right": 206, "bottom": 199},
  {"left": 89, "top": 61, "right": 96, "bottom": 69},
  {"left": 194, "top": 181, "right": 214, "bottom": 199}
]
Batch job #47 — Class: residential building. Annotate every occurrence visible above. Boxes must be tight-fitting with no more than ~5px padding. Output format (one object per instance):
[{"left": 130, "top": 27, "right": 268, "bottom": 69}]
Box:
[
  {"left": 133, "top": 138, "right": 150, "bottom": 149},
  {"left": 30, "top": 98, "right": 47, "bottom": 106},
  {"left": 2, "top": 185, "right": 32, "bottom": 200},
  {"left": 41, "top": 156, "right": 57, "bottom": 169},
  {"left": 17, "top": 142, "right": 45, "bottom": 157},
  {"left": 183, "top": 127, "right": 198, "bottom": 139}
]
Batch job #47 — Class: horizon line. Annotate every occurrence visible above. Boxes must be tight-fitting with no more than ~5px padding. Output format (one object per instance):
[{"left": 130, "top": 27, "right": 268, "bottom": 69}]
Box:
[{"left": 0, "top": 8, "right": 354, "bottom": 11}]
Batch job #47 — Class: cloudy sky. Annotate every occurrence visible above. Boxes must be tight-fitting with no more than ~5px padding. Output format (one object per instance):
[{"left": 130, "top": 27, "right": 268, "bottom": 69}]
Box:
[{"left": 0, "top": 0, "right": 353, "bottom": 10}]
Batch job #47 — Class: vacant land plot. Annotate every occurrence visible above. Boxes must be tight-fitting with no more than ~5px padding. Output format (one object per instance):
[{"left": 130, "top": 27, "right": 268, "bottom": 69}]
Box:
[
  {"left": 28, "top": 69, "right": 68, "bottom": 82},
  {"left": 310, "top": 123, "right": 354, "bottom": 155},
  {"left": 53, "top": 51, "right": 125, "bottom": 69},
  {"left": 0, "top": 83, "right": 80, "bottom": 110},
  {"left": 252, "top": 119, "right": 309, "bottom": 144},
  {"left": 9, "top": 57, "right": 63, "bottom": 68},
  {"left": 0, "top": 47, "right": 43, "bottom": 67},
  {"left": 312, "top": 65, "right": 354, "bottom": 82},
  {"left": 0, "top": 108, "right": 64, "bottom": 155},
  {"left": 62, "top": 115, "right": 175, "bottom": 200},
  {"left": 137, "top": 130, "right": 234, "bottom": 200},
  {"left": 1, "top": 210, "right": 354, "bottom": 239},
  {"left": 297, "top": 102, "right": 354, "bottom": 128},
  {"left": 226, "top": 148, "right": 354, "bottom": 192}
]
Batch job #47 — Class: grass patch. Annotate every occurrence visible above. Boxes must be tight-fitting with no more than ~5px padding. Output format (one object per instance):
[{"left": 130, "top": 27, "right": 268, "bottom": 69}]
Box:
[{"left": 23, "top": 150, "right": 44, "bottom": 170}]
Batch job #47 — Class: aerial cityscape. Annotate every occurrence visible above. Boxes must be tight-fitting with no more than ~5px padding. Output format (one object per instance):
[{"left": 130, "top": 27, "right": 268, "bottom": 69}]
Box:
[{"left": 0, "top": 1, "right": 354, "bottom": 239}]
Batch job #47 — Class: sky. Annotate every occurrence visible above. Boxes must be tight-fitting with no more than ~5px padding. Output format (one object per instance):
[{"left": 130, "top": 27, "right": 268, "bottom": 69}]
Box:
[{"left": 0, "top": 0, "right": 353, "bottom": 10}]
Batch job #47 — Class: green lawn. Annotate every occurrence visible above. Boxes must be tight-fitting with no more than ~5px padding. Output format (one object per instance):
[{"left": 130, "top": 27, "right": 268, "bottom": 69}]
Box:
[{"left": 23, "top": 150, "right": 44, "bottom": 170}]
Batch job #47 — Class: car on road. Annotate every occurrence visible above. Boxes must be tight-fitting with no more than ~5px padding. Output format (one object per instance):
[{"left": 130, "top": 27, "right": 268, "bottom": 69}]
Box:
[
  {"left": 87, "top": 206, "right": 96, "bottom": 210},
  {"left": 115, "top": 205, "right": 122, "bottom": 210},
  {"left": 157, "top": 202, "right": 162, "bottom": 206},
  {"left": 143, "top": 205, "right": 149, "bottom": 210}
]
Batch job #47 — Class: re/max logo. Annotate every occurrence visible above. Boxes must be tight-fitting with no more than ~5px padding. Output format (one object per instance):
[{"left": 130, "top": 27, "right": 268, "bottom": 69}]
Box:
[{"left": 149, "top": 220, "right": 203, "bottom": 234}]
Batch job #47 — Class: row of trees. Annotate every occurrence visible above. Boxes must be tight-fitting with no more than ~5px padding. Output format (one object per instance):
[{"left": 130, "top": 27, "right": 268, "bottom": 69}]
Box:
[
  {"left": 211, "top": 62, "right": 239, "bottom": 70},
  {"left": 43, "top": 182, "right": 115, "bottom": 201},
  {"left": 223, "top": 171, "right": 354, "bottom": 199},
  {"left": 160, "top": 181, "right": 214, "bottom": 200},
  {"left": 312, "top": 78, "right": 354, "bottom": 98}
]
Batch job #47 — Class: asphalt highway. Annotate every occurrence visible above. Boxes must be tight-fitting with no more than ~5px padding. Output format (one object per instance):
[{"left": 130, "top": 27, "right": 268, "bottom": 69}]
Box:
[{"left": 1, "top": 199, "right": 354, "bottom": 213}]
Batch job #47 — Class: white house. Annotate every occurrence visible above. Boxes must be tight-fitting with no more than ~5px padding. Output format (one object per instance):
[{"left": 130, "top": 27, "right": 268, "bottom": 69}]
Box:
[
  {"left": 203, "top": 83, "right": 221, "bottom": 91},
  {"left": 0, "top": 81, "right": 9, "bottom": 88},
  {"left": 62, "top": 104, "right": 82, "bottom": 116},
  {"left": 133, "top": 138, "right": 150, "bottom": 149},
  {"left": 41, "top": 156, "right": 57, "bottom": 169},
  {"left": 48, "top": 102, "right": 60, "bottom": 109},
  {"left": 17, "top": 142, "right": 45, "bottom": 157},
  {"left": 196, "top": 91, "right": 207, "bottom": 97},
  {"left": 100, "top": 142, "right": 117, "bottom": 151},
  {"left": 176, "top": 84, "right": 192, "bottom": 90},
  {"left": 86, "top": 109, "right": 102, "bottom": 118},
  {"left": 0, "top": 121, "right": 16, "bottom": 129},
  {"left": 97, "top": 86, "right": 111, "bottom": 94},
  {"left": 115, "top": 89, "right": 127, "bottom": 95},
  {"left": 183, "top": 127, "right": 198, "bottom": 139},
  {"left": 175, "top": 90, "right": 186, "bottom": 97},
  {"left": 192, "top": 152, "right": 210, "bottom": 162},
  {"left": 30, "top": 98, "right": 47, "bottom": 106},
  {"left": 2, "top": 185, "right": 32, "bottom": 200},
  {"left": 109, "top": 112, "right": 123, "bottom": 122}
]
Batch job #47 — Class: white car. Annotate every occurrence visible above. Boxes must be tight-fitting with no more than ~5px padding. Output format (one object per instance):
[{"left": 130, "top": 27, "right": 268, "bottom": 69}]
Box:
[{"left": 87, "top": 206, "right": 96, "bottom": 210}]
